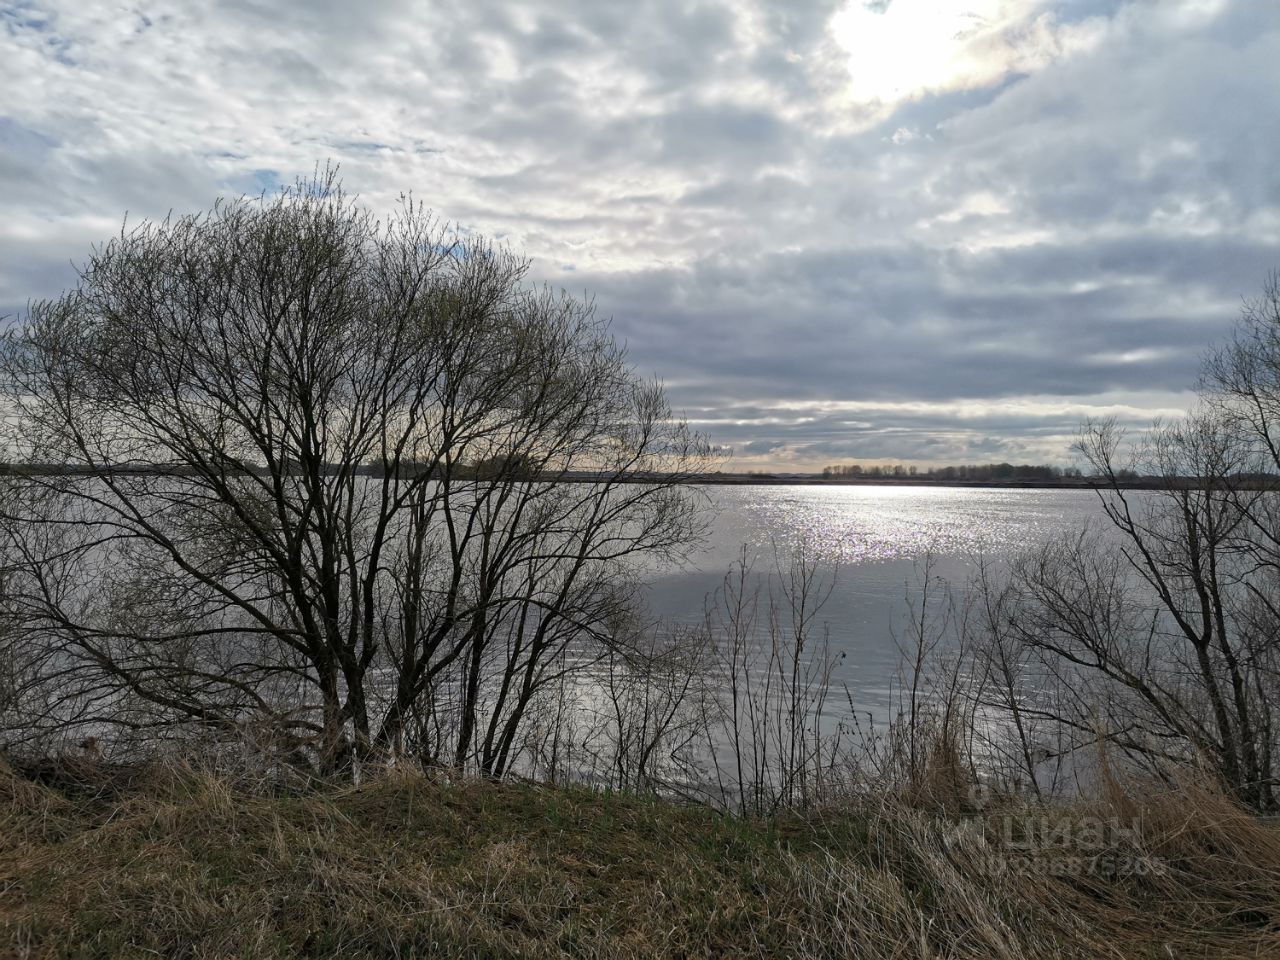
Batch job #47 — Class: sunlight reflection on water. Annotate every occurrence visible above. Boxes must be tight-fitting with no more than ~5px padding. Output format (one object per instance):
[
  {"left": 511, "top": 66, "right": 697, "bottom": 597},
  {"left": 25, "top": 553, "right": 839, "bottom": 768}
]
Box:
[
  {"left": 708, "top": 484, "right": 1106, "bottom": 567},
  {"left": 643, "top": 484, "right": 1117, "bottom": 717}
]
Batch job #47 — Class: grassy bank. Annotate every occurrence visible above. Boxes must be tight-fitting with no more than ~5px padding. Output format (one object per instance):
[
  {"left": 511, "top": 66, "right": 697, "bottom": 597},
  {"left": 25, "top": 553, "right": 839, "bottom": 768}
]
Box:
[{"left": 3, "top": 759, "right": 1279, "bottom": 959}]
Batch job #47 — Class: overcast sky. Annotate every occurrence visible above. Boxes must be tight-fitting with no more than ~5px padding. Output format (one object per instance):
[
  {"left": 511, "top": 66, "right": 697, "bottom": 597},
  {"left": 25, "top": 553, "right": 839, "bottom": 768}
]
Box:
[{"left": 3, "top": 0, "right": 1278, "bottom": 470}]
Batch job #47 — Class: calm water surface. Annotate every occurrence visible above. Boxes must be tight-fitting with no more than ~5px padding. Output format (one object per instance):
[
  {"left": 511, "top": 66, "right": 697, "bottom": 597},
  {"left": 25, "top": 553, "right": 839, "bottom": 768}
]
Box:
[{"left": 644, "top": 484, "right": 1112, "bottom": 716}]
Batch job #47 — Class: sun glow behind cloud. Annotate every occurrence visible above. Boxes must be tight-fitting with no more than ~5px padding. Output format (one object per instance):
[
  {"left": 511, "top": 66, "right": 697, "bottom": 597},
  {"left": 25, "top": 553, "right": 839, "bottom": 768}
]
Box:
[{"left": 828, "top": 0, "right": 1105, "bottom": 106}]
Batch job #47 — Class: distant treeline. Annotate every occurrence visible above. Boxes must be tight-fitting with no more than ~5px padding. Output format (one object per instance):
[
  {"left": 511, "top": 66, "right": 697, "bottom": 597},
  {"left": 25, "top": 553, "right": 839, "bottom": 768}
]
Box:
[{"left": 820, "top": 462, "right": 1086, "bottom": 481}]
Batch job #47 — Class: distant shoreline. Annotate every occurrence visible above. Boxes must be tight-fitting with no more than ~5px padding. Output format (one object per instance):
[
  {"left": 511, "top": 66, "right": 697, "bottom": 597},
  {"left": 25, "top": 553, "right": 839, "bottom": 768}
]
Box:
[{"left": 0, "top": 463, "right": 1215, "bottom": 491}]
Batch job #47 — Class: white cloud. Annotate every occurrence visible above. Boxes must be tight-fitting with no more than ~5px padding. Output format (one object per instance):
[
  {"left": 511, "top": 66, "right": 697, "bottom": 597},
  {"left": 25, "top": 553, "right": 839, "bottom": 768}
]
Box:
[{"left": 1, "top": 0, "right": 1277, "bottom": 466}]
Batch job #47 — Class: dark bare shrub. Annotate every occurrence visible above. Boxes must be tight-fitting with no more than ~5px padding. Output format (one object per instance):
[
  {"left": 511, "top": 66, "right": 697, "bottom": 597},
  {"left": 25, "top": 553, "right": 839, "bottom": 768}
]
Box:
[{"left": 0, "top": 171, "right": 714, "bottom": 776}]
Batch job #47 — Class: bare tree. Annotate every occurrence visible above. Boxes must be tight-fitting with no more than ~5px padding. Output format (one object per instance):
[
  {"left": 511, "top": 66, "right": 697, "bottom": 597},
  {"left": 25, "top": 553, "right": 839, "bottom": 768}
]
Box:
[
  {"left": 965, "top": 557, "right": 1070, "bottom": 801},
  {"left": 925, "top": 277, "right": 1280, "bottom": 812},
  {"left": 0, "top": 171, "right": 714, "bottom": 777},
  {"left": 588, "top": 618, "right": 713, "bottom": 794},
  {"left": 972, "top": 409, "right": 1279, "bottom": 810},
  {"left": 697, "top": 546, "right": 848, "bottom": 816}
]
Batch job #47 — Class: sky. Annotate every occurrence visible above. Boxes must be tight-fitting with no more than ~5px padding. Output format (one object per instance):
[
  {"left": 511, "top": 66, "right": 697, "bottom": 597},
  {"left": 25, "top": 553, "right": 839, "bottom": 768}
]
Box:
[{"left": 2, "top": 0, "right": 1279, "bottom": 471}]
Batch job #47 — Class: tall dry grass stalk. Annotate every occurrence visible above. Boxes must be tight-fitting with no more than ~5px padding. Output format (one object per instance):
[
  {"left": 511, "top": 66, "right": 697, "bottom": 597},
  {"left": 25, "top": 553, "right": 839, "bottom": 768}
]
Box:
[{"left": 3, "top": 755, "right": 1278, "bottom": 959}]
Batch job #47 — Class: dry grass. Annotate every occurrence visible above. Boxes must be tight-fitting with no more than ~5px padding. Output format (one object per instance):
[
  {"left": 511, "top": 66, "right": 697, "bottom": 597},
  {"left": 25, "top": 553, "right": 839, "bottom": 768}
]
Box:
[{"left": 1, "top": 757, "right": 1278, "bottom": 959}]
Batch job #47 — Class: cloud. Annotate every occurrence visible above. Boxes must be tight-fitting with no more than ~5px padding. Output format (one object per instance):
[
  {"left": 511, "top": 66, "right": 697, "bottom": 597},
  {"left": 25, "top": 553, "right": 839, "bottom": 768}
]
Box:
[
  {"left": 827, "top": 0, "right": 1106, "bottom": 110},
  {"left": 1, "top": 0, "right": 1277, "bottom": 469}
]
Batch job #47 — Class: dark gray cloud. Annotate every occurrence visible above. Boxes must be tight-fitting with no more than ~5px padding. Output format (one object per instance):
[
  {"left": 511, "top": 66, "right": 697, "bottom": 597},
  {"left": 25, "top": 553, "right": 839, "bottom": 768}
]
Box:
[{"left": 1, "top": 0, "right": 1276, "bottom": 468}]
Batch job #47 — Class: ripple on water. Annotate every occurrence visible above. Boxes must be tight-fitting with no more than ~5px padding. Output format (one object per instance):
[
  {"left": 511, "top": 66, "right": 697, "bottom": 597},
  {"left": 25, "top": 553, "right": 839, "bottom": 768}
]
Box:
[{"left": 700, "top": 484, "right": 1109, "bottom": 567}]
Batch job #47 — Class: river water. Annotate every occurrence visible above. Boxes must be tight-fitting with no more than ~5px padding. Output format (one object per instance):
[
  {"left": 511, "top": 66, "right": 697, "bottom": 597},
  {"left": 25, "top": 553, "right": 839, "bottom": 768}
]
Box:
[{"left": 642, "top": 484, "right": 1113, "bottom": 718}]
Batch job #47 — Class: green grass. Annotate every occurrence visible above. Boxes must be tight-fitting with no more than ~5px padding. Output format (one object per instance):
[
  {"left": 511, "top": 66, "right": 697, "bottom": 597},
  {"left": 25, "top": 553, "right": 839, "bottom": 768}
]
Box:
[{"left": 3, "top": 760, "right": 1278, "bottom": 959}]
